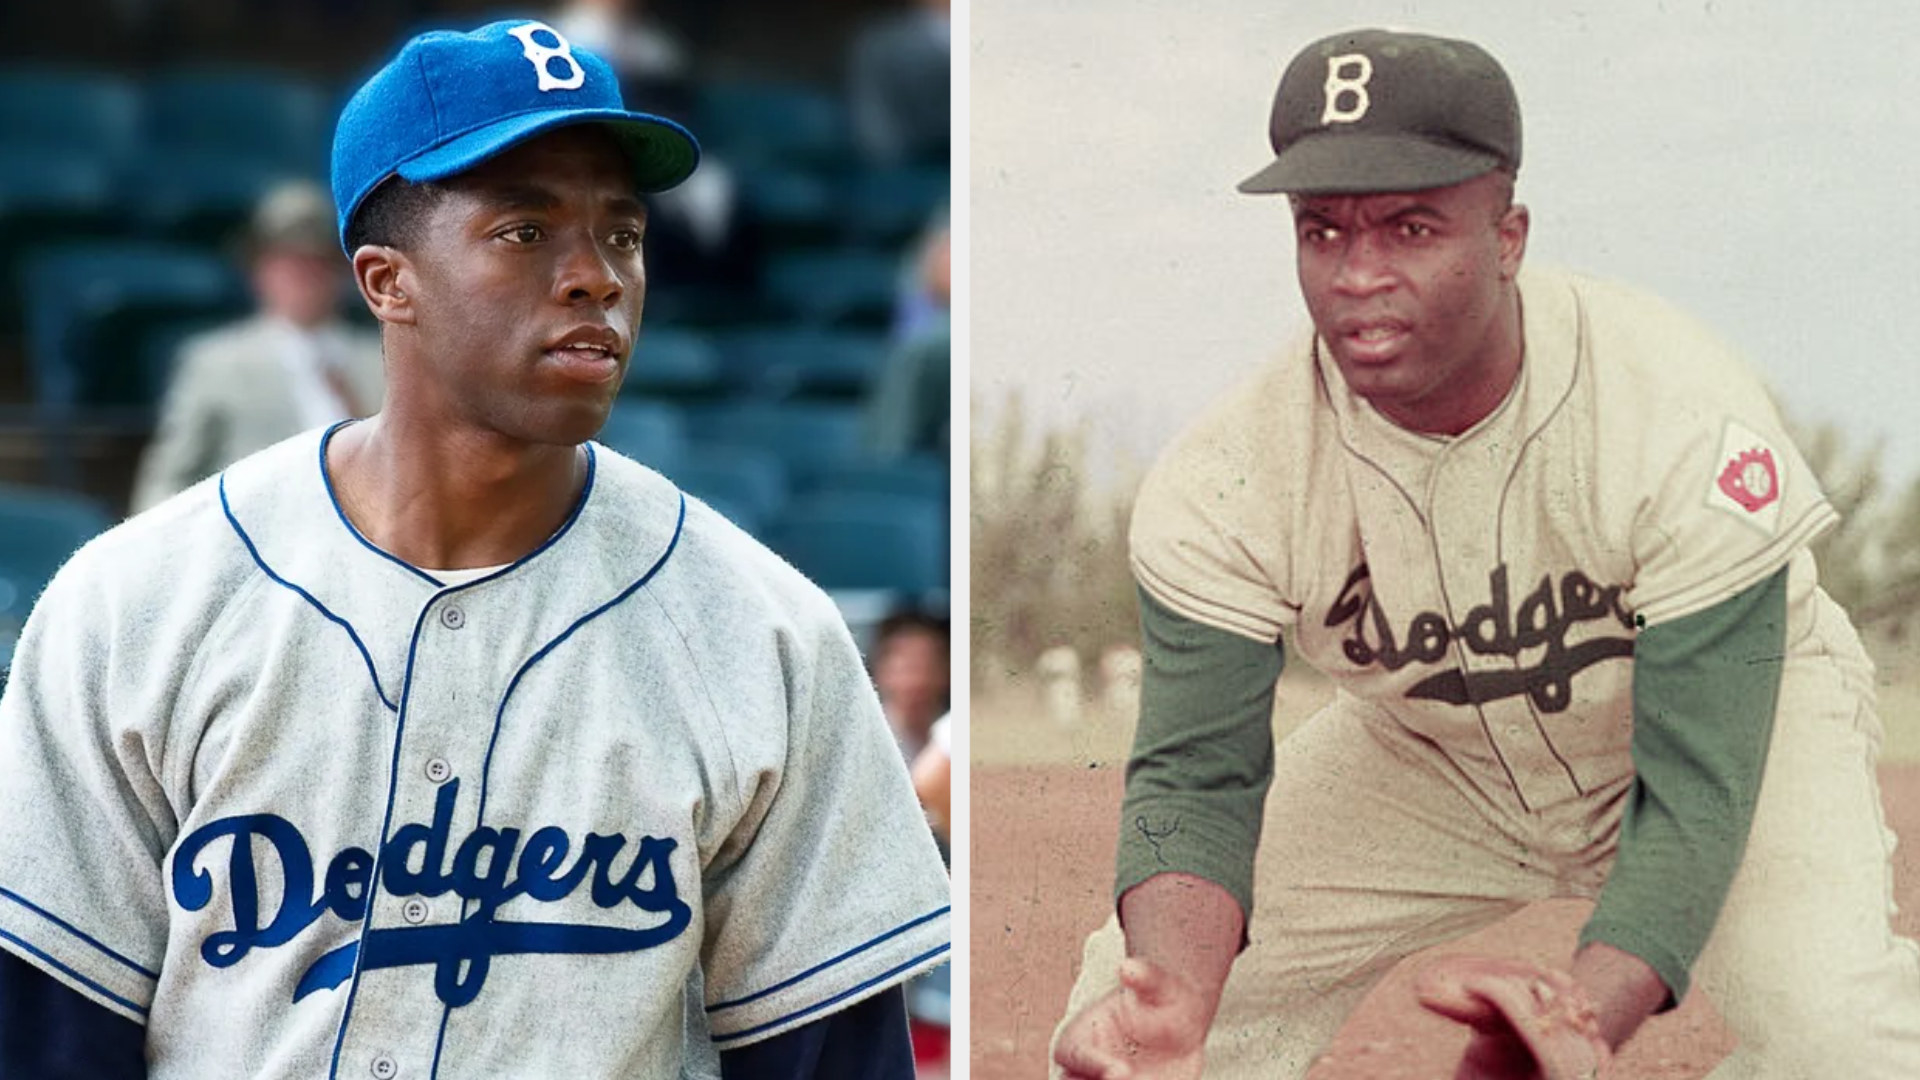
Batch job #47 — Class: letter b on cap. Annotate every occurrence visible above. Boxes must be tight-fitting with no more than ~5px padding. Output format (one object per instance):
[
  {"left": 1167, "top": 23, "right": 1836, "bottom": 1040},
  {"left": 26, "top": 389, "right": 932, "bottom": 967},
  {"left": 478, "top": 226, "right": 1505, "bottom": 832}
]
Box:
[
  {"left": 1321, "top": 53, "right": 1372, "bottom": 124},
  {"left": 509, "top": 21, "right": 585, "bottom": 92}
]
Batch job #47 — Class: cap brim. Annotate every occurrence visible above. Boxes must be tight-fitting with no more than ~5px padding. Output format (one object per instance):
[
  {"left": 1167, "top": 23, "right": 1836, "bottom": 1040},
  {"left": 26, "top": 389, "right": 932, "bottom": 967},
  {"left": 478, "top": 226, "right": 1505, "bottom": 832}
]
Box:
[
  {"left": 396, "top": 107, "right": 700, "bottom": 194},
  {"left": 1237, "top": 133, "right": 1501, "bottom": 195}
]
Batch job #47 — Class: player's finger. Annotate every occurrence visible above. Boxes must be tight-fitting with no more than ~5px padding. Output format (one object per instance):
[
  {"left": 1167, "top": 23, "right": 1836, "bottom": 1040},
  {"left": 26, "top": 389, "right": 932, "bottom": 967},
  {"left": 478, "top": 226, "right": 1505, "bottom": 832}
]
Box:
[{"left": 1116, "top": 957, "right": 1174, "bottom": 1007}]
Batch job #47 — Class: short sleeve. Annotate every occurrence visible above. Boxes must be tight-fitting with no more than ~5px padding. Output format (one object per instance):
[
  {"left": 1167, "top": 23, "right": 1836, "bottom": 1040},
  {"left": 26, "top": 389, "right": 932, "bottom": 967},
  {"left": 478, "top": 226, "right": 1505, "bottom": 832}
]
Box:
[
  {"left": 1626, "top": 406, "right": 1835, "bottom": 628},
  {"left": 698, "top": 608, "right": 950, "bottom": 1049},
  {"left": 1128, "top": 363, "right": 1308, "bottom": 643},
  {"left": 0, "top": 554, "right": 175, "bottom": 1024}
]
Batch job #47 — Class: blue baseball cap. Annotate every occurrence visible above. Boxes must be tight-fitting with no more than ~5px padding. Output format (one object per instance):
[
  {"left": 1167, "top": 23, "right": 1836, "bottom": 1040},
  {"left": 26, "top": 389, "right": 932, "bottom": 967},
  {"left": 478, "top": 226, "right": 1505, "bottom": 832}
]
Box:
[{"left": 331, "top": 19, "right": 700, "bottom": 250}]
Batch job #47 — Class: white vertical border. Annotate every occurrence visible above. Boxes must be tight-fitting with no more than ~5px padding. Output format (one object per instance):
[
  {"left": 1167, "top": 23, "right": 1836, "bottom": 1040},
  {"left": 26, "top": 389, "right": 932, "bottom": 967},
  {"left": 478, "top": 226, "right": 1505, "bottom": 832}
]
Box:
[{"left": 946, "top": 0, "right": 972, "bottom": 1074}]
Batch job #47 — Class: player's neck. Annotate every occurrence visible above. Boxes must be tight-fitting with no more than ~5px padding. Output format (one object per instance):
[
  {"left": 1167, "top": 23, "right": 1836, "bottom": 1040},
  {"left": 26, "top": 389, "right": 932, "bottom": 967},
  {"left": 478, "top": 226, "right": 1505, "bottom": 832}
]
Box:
[
  {"left": 324, "top": 416, "right": 587, "bottom": 571},
  {"left": 1378, "top": 290, "right": 1525, "bottom": 437}
]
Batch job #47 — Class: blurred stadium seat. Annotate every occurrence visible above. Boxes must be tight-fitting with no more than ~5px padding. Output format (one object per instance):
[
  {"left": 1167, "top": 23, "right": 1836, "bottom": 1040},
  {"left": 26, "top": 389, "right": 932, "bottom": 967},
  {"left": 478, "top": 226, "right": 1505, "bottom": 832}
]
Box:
[
  {"left": 717, "top": 327, "right": 886, "bottom": 401},
  {"left": 0, "top": 67, "right": 141, "bottom": 162},
  {"left": 133, "top": 153, "right": 306, "bottom": 247},
  {"left": 841, "top": 165, "right": 948, "bottom": 247},
  {"left": 0, "top": 69, "right": 141, "bottom": 330},
  {"left": 695, "top": 80, "right": 852, "bottom": 170},
  {"left": 0, "top": 484, "right": 112, "bottom": 678},
  {"left": 768, "top": 490, "right": 946, "bottom": 594},
  {"left": 143, "top": 68, "right": 332, "bottom": 176},
  {"left": 22, "top": 243, "right": 247, "bottom": 414},
  {"left": 0, "top": 156, "right": 122, "bottom": 331},
  {"left": 667, "top": 443, "right": 791, "bottom": 529},
  {"left": 690, "top": 400, "right": 864, "bottom": 485},
  {"left": 738, "top": 167, "right": 840, "bottom": 248},
  {"left": 808, "top": 455, "right": 947, "bottom": 501},
  {"left": 624, "top": 326, "right": 725, "bottom": 401},
  {"left": 760, "top": 248, "right": 899, "bottom": 330},
  {"left": 596, "top": 399, "right": 691, "bottom": 473}
]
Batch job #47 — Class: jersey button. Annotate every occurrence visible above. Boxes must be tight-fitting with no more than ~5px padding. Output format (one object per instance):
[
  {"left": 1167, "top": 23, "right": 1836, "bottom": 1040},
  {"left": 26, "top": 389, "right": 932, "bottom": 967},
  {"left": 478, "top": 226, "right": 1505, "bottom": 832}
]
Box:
[
  {"left": 369, "top": 1055, "right": 398, "bottom": 1079},
  {"left": 439, "top": 605, "right": 466, "bottom": 630},
  {"left": 425, "top": 758, "right": 452, "bottom": 784},
  {"left": 401, "top": 898, "right": 430, "bottom": 925}
]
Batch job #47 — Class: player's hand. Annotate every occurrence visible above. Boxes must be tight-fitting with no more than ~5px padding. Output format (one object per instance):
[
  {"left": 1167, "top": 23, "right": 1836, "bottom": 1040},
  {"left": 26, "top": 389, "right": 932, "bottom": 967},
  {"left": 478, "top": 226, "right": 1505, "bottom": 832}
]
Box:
[
  {"left": 1053, "top": 957, "right": 1209, "bottom": 1080},
  {"left": 1415, "top": 956, "right": 1612, "bottom": 1080}
]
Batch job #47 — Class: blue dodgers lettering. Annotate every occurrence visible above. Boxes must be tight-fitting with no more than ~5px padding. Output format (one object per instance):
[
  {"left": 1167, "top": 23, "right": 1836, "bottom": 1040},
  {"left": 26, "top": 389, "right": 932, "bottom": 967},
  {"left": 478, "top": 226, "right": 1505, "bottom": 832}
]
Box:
[{"left": 170, "top": 780, "right": 692, "bottom": 1007}]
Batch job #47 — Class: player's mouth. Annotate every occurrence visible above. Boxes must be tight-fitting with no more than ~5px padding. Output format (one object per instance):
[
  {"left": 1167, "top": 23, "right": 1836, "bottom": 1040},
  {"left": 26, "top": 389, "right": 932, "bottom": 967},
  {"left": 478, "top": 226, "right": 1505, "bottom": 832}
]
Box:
[
  {"left": 542, "top": 325, "right": 626, "bottom": 385},
  {"left": 1333, "top": 319, "right": 1411, "bottom": 364}
]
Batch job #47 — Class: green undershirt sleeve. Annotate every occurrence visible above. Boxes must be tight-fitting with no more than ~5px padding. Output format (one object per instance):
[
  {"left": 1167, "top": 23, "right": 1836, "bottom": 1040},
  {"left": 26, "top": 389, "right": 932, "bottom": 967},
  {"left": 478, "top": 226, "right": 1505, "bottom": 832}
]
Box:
[
  {"left": 1113, "top": 585, "right": 1285, "bottom": 928},
  {"left": 1579, "top": 565, "right": 1789, "bottom": 1008}
]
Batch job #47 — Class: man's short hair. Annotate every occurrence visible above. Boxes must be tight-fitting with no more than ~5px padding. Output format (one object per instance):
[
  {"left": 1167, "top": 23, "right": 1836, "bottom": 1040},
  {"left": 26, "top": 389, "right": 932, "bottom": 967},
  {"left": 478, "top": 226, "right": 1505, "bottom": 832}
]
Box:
[{"left": 343, "top": 177, "right": 445, "bottom": 253}]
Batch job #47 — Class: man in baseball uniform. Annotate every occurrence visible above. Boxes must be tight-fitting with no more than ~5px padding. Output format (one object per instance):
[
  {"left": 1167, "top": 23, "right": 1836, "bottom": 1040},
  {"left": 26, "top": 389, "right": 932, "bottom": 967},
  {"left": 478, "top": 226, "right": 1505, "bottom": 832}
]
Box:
[
  {"left": 0, "top": 20, "right": 949, "bottom": 1079},
  {"left": 1053, "top": 28, "right": 1920, "bottom": 1079}
]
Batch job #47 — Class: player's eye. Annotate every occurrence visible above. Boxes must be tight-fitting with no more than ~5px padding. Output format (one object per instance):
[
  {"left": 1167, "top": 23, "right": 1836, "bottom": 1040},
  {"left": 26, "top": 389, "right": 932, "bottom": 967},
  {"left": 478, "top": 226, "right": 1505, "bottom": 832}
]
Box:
[
  {"left": 607, "top": 226, "right": 643, "bottom": 252},
  {"left": 1300, "top": 225, "right": 1339, "bottom": 245},
  {"left": 1398, "top": 221, "right": 1434, "bottom": 240},
  {"left": 501, "top": 223, "right": 545, "bottom": 244}
]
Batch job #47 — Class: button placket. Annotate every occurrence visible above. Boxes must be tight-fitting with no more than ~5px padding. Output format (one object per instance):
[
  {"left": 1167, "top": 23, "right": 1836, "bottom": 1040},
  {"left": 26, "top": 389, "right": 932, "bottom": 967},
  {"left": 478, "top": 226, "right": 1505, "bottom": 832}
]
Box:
[
  {"left": 439, "top": 605, "right": 466, "bottom": 630},
  {"left": 425, "top": 757, "right": 452, "bottom": 784},
  {"left": 370, "top": 1055, "right": 398, "bottom": 1079}
]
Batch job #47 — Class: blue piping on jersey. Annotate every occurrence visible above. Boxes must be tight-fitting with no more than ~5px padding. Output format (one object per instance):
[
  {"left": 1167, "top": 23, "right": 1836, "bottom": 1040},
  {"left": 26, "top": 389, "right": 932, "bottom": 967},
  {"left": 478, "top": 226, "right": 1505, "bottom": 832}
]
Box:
[
  {"left": 708, "top": 942, "right": 949, "bottom": 1045},
  {"left": 471, "top": 485, "right": 684, "bottom": 826},
  {"left": 220, "top": 474, "right": 399, "bottom": 712},
  {"left": 0, "top": 886, "right": 159, "bottom": 980},
  {"left": 0, "top": 926, "right": 149, "bottom": 1018},
  {"left": 317, "top": 421, "right": 443, "bottom": 588},
  {"left": 316, "top": 426, "right": 604, "bottom": 594},
  {"left": 427, "top": 487, "right": 686, "bottom": 1080},
  {"left": 707, "top": 905, "right": 950, "bottom": 1014},
  {"left": 327, "top": 594, "right": 442, "bottom": 1080}
]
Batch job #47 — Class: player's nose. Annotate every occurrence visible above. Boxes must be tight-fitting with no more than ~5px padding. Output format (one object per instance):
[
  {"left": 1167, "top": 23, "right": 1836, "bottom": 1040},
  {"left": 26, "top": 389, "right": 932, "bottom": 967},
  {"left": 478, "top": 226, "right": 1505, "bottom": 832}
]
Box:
[
  {"left": 1331, "top": 232, "right": 1396, "bottom": 297},
  {"left": 553, "top": 232, "right": 627, "bottom": 308}
]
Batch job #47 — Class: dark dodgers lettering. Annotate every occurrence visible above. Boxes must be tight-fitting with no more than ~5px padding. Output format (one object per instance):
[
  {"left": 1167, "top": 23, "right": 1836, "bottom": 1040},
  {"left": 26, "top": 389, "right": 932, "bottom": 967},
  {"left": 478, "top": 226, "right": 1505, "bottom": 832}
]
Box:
[
  {"left": 1326, "top": 563, "right": 1635, "bottom": 712},
  {"left": 170, "top": 780, "right": 691, "bottom": 1008}
]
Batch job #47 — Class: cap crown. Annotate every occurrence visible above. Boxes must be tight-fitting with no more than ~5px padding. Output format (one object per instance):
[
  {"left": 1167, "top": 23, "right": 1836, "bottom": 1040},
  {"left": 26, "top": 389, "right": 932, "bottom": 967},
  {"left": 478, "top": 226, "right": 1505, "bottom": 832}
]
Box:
[
  {"left": 331, "top": 20, "right": 697, "bottom": 248},
  {"left": 1242, "top": 28, "right": 1519, "bottom": 195}
]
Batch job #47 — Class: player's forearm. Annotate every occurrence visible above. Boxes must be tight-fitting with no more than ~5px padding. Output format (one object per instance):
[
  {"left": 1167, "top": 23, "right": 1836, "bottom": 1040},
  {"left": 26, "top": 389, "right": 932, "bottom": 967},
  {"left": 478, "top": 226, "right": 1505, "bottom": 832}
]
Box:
[
  {"left": 1570, "top": 941, "right": 1668, "bottom": 1050},
  {"left": 1117, "top": 871, "right": 1243, "bottom": 1024},
  {"left": 1581, "top": 566, "right": 1789, "bottom": 1006},
  {"left": 1114, "top": 586, "right": 1283, "bottom": 920}
]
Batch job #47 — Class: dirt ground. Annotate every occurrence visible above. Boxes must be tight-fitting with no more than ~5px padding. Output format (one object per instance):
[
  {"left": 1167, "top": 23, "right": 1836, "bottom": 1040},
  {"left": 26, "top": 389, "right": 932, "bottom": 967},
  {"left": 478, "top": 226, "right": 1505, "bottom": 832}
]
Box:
[{"left": 971, "top": 760, "right": 1920, "bottom": 1079}]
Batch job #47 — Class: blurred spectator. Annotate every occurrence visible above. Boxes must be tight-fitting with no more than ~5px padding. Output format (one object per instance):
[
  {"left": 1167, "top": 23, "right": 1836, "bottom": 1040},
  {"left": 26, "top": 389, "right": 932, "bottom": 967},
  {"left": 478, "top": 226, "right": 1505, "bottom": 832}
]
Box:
[
  {"left": 131, "top": 180, "right": 382, "bottom": 513},
  {"left": 550, "top": 0, "right": 761, "bottom": 297},
  {"left": 847, "top": 0, "right": 952, "bottom": 167},
  {"left": 550, "top": 0, "right": 694, "bottom": 117},
  {"left": 907, "top": 711, "right": 953, "bottom": 1075},
  {"left": 865, "top": 219, "right": 950, "bottom": 459},
  {"left": 910, "top": 712, "right": 950, "bottom": 842},
  {"left": 871, "top": 607, "right": 950, "bottom": 759}
]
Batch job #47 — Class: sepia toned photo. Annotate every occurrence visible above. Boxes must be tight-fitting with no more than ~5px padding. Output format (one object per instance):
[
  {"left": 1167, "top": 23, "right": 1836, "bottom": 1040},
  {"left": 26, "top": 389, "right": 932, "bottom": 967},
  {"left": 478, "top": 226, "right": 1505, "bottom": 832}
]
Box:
[{"left": 972, "top": 3, "right": 1920, "bottom": 1078}]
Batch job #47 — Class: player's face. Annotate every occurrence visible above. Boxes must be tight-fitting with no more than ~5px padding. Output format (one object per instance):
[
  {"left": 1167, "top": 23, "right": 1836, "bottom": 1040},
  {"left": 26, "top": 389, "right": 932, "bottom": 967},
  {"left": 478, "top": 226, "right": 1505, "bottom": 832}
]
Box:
[
  {"left": 403, "top": 126, "right": 647, "bottom": 445},
  {"left": 1292, "top": 172, "right": 1529, "bottom": 435}
]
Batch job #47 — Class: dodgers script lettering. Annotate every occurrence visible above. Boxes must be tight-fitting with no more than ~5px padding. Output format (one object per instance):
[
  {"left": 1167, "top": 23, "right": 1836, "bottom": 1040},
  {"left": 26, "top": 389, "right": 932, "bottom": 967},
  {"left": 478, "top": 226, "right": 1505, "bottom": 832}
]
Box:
[
  {"left": 170, "top": 780, "right": 691, "bottom": 1007},
  {"left": 1326, "top": 563, "right": 1635, "bottom": 712}
]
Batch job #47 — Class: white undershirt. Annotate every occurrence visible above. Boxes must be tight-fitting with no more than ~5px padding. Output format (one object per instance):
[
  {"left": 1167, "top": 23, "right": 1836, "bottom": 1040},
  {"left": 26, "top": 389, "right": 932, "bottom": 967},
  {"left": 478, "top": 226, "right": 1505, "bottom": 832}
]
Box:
[{"left": 427, "top": 564, "right": 512, "bottom": 586}]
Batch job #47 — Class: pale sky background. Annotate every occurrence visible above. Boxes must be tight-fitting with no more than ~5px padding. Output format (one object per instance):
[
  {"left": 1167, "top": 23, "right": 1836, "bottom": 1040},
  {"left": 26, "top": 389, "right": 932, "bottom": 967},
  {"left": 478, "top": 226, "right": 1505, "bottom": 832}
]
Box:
[{"left": 970, "top": 0, "right": 1920, "bottom": 490}]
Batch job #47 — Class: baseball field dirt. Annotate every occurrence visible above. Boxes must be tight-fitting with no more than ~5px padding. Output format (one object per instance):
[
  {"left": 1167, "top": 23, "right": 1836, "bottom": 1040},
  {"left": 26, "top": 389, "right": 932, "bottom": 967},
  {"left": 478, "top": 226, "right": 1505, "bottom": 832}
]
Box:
[{"left": 972, "top": 753, "right": 1920, "bottom": 1079}]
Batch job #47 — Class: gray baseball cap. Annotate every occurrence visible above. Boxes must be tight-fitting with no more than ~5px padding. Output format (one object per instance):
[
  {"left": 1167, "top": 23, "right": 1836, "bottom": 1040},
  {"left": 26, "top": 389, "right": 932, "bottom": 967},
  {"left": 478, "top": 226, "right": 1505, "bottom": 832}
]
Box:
[{"left": 1238, "top": 28, "right": 1520, "bottom": 196}]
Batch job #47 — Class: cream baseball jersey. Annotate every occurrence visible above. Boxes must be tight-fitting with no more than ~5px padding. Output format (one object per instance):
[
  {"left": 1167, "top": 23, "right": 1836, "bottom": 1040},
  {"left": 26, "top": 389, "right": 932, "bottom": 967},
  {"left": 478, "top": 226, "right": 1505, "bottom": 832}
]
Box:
[
  {"left": 1131, "top": 265, "right": 1837, "bottom": 810},
  {"left": 0, "top": 428, "right": 950, "bottom": 1078}
]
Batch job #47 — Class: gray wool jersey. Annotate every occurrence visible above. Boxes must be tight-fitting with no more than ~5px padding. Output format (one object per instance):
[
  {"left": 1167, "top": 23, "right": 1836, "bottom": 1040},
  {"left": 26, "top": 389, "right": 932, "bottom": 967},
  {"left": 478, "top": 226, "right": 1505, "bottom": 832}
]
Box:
[{"left": 0, "top": 425, "right": 951, "bottom": 1079}]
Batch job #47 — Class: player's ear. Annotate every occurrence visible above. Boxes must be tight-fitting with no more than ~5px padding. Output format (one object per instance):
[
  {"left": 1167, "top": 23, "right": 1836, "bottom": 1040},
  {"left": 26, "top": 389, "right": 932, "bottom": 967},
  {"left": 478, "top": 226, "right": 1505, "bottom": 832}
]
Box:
[
  {"left": 1497, "top": 203, "right": 1529, "bottom": 282},
  {"left": 352, "top": 245, "right": 417, "bottom": 327}
]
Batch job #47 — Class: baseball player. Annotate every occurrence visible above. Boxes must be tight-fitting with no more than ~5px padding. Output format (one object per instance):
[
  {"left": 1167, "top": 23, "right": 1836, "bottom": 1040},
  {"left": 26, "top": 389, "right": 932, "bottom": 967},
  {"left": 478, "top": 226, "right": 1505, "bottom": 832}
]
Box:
[
  {"left": 0, "top": 20, "right": 949, "bottom": 1079},
  {"left": 1052, "top": 27, "right": 1920, "bottom": 1080}
]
